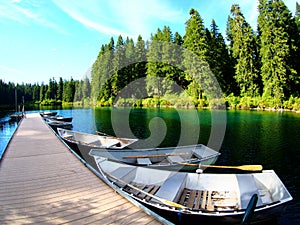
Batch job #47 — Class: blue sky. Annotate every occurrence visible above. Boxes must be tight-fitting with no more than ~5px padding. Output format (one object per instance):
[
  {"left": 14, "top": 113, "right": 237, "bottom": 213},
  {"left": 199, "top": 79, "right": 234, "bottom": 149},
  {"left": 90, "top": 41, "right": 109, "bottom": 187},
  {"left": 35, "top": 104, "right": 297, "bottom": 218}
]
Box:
[{"left": 0, "top": 0, "right": 297, "bottom": 84}]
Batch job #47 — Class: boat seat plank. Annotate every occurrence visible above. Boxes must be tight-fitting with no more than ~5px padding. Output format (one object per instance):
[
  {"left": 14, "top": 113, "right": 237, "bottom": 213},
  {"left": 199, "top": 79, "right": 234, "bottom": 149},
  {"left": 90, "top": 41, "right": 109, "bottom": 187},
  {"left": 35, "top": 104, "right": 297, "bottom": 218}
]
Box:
[
  {"left": 178, "top": 189, "right": 189, "bottom": 205},
  {"left": 130, "top": 183, "right": 147, "bottom": 196},
  {"left": 145, "top": 185, "right": 160, "bottom": 201},
  {"left": 137, "top": 185, "right": 153, "bottom": 199},
  {"left": 137, "top": 158, "right": 152, "bottom": 165},
  {"left": 201, "top": 190, "right": 208, "bottom": 210},
  {"left": 154, "top": 173, "right": 187, "bottom": 202},
  {"left": 207, "top": 191, "right": 214, "bottom": 211},
  {"left": 194, "top": 190, "right": 202, "bottom": 210},
  {"left": 187, "top": 190, "right": 197, "bottom": 208}
]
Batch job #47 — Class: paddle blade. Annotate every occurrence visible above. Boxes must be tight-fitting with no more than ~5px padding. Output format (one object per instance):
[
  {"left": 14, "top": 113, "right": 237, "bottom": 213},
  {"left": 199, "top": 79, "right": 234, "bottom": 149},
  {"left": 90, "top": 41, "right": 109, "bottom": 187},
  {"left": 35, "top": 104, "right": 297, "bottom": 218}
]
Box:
[{"left": 240, "top": 165, "right": 263, "bottom": 171}]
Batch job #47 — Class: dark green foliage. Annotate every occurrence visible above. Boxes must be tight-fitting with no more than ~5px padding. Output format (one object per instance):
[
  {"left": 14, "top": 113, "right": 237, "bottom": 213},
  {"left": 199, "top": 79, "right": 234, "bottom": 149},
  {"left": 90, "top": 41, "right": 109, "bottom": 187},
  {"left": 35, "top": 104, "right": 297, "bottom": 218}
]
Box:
[
  {"left": 258, "top": 0, "right": 299, "bottom": 100},
  {"left": 228, "top": 4, "right": 261, "bottom": 97},
  {"left": 205, "top": 20, "right": 236, "bottom": 95}
]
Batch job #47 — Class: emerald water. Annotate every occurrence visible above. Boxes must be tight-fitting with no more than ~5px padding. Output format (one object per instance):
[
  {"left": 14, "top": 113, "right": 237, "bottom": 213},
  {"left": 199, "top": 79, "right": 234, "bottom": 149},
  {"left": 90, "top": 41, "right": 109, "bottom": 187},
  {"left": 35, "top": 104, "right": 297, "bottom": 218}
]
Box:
[{"left": 1, "top": 107, "right": 299, "bottom": 224}]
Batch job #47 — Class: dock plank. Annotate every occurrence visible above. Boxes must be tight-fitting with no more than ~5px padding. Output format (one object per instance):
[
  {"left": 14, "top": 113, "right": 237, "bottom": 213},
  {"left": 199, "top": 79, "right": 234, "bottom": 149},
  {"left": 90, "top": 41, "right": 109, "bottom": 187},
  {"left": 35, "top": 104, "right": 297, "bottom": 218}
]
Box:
[{"left": 0, "top": 113, "right": 165, "bottom": 225}]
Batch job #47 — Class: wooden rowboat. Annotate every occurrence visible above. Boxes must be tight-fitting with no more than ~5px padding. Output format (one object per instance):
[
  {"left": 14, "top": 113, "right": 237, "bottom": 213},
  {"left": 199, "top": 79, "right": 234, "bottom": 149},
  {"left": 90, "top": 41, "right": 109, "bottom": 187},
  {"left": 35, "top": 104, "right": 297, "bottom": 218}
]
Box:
[
  {"left": 92, "top": 156, "right": 293, "bottom": 224},
  {"left": 89, "top": 144, "right": 220, "bottom": 171}
]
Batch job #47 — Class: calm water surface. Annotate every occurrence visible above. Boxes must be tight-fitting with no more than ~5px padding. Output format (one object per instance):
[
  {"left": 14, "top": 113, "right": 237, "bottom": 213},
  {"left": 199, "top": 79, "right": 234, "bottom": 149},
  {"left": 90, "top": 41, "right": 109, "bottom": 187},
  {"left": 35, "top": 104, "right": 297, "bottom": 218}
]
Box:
[
  {"left": 1, "top": 108, "right": 299, "bottom": 224},
  {"left": 0, "top": 115, "right": 18, "bottom": 159}
]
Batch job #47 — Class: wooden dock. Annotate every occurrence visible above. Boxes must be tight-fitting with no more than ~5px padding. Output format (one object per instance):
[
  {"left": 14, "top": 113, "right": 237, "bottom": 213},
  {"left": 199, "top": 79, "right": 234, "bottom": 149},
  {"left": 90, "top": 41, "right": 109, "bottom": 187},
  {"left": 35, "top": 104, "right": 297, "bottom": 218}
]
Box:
[{"left": 0, "top": 113, "right": 169, "bottom": 224}]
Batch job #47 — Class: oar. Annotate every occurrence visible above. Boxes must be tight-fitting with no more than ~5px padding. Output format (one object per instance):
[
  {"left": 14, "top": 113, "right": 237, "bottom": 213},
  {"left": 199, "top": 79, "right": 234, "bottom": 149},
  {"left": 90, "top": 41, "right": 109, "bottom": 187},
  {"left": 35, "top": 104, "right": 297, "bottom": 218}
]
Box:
[
  {"left": 102, "top": 170, "right": 187, "bottom": 209},
  {"left": 123, "top": 152, "right": 189, "bottom": 159},
  {"left": 177, "top": 163, "right": 263, "bottom": 171},
  {"left": 200, "top": 164, "right": 263, "bottom": 172}
]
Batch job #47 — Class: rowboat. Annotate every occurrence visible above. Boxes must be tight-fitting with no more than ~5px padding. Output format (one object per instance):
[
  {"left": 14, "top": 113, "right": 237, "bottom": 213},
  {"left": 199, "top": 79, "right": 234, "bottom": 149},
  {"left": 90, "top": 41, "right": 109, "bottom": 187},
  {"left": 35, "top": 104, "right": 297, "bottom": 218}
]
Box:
[
  {"left": 47, "top": 120, "right": 73, "bottom": 132},
  {"left": 45, "top": 116, "right": 73, "bottom": 122},
  {"left": 89, "top": 144, "right": 220, "bottom": 171},
  {"left": 92, "top": 156, "right": 293, "bottom": 224},
  {"left": 40, "top": 111, "right": 57, "bottom": 117},
  {"left": 57, "top": 128, "right": 138, "bottom": 167}
]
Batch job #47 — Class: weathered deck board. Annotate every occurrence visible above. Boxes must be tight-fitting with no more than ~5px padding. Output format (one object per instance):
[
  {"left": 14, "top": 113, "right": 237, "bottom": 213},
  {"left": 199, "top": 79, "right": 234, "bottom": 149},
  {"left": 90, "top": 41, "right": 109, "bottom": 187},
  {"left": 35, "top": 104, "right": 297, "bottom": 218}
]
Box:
[{"left": 0, "top": 113, "right": 166, "bottom": 225}]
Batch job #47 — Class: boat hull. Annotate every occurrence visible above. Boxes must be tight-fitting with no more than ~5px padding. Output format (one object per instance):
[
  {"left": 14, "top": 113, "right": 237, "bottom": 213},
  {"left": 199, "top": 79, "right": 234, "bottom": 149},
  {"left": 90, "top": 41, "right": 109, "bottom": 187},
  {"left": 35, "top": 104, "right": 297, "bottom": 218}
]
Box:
[{"left": 138, "top": 199, "right": 289, "bottom": 224}]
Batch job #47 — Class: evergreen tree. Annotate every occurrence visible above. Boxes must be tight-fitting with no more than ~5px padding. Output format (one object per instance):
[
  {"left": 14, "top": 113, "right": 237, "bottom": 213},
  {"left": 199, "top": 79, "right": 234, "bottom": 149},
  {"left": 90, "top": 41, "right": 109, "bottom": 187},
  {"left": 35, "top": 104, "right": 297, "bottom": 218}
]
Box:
[
  {"left": 63, "top": 78, "right": 75, "bottom": 102},
  {"left": 57, "top": 77, "right": 63, "bottom": 101},
  {"left": 39, "top": 83, "right": 45, "bottom": 101},
  {"left": 172, "top": 32, "right": 186, "bottom": 88},
  {"left": 32, "top": 84, "right": 40, "bottom": 102},
  {"left": 183, "top": 8, "right": 209, "bottom": 104},
  {"left": 258, "top": 0, "right": 299, "bottom": 100},
  {"left": 206, "top": 19, "right": 236, "bottom": 95},
  {"left": 146, "top": 28, "right": 165, "bottom": 97},
  {"left": 111, "top": 35, "right": 126, "bottom": 97},
  {"left": 229, "top": 4, "right": 261, "bottom": 97},
  {"left": 91, "top": 44, "right": 106, "bottom": 102},
  {"left": 82, "top": 76, "right": 91, "bottom": 99}
]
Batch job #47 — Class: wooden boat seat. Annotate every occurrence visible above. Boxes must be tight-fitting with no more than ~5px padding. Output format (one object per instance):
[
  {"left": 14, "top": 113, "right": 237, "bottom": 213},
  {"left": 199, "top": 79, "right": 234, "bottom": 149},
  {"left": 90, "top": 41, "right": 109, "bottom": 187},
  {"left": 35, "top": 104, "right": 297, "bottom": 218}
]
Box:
[
  {"left": 137, "top": 158, "right": 152, "bottom": 165},
  {"left": 178, "top": 189, "right": 238, "bottom": 211},
  {"left": 154, "top": 173, "right": 187, "bottom": 203},
  {"left": 123, "top": 182, "right": 160, "bottom": 201},
  {"left": 167, "top": 155, "right": 184, "bottom": 163}
]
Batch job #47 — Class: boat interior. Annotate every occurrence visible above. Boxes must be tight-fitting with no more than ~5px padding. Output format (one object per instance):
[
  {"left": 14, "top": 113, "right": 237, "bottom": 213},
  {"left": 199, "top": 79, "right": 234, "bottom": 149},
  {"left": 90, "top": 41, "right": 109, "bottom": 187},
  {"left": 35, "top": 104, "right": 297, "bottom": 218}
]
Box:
[{"left": 97, "top": 158, "right": 290, "bottom": 213}]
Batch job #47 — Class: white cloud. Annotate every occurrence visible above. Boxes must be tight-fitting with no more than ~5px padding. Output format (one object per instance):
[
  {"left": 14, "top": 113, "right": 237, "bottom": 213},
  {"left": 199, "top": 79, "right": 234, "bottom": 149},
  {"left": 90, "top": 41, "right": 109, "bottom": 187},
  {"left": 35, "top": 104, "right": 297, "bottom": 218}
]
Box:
[
  {"left": 0, "top": 0, "right": 68, "bottom": 34},
  {"left": 52, "top": 0, "right": 127, "bottom": 36},
  {"left": 52, "top": 0, "right": 184, "bottom": 39}
]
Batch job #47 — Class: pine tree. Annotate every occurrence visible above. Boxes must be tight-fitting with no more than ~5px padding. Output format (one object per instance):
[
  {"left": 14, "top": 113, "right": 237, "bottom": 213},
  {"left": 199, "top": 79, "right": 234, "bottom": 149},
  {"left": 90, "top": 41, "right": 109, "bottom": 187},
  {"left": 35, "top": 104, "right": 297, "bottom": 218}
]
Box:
[
  {"left": 56, "top": 77, "right": 63, "bottom": 101},
  {"left": 258, "top": 0, "right": 299, "bottom": 100},
  {"left": 111, "top": 35, "right": 126, "bottom": 97},
  {"left": 146, "top": 28, "right": 165, "bottom": 97},
  {"left": 229, "top": 4, "right": 261, "bottom": 97},
  {"left": 206, "top": 19, "right": 236, "bottom": 95},
  {"left": 183, "top": 8, "right": 210, "bottom": 104}
]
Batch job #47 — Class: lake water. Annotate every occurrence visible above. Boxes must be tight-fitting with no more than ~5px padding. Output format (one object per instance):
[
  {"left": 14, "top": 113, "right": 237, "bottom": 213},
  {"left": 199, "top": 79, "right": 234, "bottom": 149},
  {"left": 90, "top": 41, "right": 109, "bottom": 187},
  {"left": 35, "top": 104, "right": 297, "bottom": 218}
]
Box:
[
  {"left": 1, "top": 107, "right": 299, "bottom": 224},
  {"left": 0, "top": 115, "right": 18, "bottom": 160}
]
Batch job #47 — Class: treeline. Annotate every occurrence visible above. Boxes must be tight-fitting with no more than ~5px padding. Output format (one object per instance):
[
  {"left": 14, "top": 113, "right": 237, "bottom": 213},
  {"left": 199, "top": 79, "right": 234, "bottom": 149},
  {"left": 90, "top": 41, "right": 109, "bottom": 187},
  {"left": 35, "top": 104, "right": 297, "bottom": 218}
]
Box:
[
  {"left": 91, "top": 1, "right": 300, "bottom": 110},
  {"left": 0, "top": 77, "right": 91, "bottom": 107}
]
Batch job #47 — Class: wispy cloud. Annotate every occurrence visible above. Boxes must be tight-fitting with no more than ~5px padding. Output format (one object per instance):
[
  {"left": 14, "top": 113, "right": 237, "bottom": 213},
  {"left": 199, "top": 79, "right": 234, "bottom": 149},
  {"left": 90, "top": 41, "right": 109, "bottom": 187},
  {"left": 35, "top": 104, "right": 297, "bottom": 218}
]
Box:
[
  {"left": 52, "top": 0, "right": 131, "bottom": 37},
  {"left": 52, "top": 0, "right": 184, "bottom": 39},
  {"left": 0, "top": 0, "right": 68, "bottom": 34}
]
